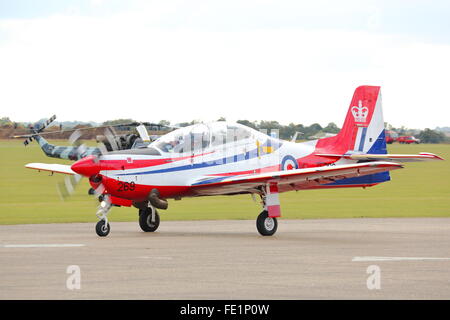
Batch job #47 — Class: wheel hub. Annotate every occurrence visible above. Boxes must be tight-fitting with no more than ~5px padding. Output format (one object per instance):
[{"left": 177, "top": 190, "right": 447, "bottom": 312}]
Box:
[{"left": 264, "top": 217, "right": 275, "bottom": 231}]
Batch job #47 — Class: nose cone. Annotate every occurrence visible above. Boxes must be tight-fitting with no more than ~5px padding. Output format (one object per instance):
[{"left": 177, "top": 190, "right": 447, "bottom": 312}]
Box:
[{"left": 71, "top": 155, "right": 101, "bottom": 177}]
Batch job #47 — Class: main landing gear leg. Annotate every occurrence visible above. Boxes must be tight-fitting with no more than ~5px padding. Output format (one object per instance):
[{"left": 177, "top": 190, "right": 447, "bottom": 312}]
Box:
[
  {"left": 95, "top": 196, "right": 112, "bottom": 237},
  {"left": 256, "top": 183, "right": 280, "bottom": 236},
  {"left": 139, "top": 205, "right": 160, "bottom": 232}
]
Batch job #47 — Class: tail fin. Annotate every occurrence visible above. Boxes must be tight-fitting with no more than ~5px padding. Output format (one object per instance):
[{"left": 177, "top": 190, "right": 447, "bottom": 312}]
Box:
[
  {"left": 317, "top": 85, "right": 390, "bottom": 186},
  {"left": 317, "top": 85, "right": 387, "bottom": 155},
  {"left": 33, "top": 135, "right": 60, "bottom": 158},
  {"left": 33, "top": 135, "right": 101, "bottom": 160},
  {"left": 31, "top": 134, "right": 70, "bottom": 159}
]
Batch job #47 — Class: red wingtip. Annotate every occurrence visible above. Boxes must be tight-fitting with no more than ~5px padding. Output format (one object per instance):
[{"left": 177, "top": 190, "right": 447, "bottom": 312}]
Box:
[{"left": 419, "top": 152, "right": 445, "bottom": 161}]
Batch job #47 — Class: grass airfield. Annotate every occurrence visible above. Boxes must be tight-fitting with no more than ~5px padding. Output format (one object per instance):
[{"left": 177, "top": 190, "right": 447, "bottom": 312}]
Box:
[{"left": 0, "top": 139, "right": 449, "bottom": 224}]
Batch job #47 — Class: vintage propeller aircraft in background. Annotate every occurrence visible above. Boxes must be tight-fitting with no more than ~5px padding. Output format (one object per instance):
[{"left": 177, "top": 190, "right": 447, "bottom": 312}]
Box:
[
  {"left": 13, "top": 118, "right": 172, "bottom": 155},
  {"left": 21, "top": 86, "right": 443, "bottom": 237}
]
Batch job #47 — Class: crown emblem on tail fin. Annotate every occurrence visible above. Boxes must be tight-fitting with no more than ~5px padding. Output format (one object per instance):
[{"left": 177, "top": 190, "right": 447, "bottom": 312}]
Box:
[{"left": 351, "top": 100, "right": 369, "bottom": 123}]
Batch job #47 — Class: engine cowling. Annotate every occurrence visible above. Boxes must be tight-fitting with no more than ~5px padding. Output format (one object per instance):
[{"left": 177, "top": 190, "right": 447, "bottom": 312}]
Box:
[{"left": 71, "top": 155, "right": 101, "bottom": 177}]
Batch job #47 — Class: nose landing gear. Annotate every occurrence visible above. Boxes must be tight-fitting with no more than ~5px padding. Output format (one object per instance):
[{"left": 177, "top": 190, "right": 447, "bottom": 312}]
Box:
[{"left": 95, "top": 196, "right": 112, "bottom": 237}]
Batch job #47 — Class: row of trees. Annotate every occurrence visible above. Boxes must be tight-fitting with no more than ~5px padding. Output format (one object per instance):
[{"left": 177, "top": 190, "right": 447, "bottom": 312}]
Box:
[
  {"left": 417, "top": 128, "right": 448, "bottom": 144},
  {"left": 175, "top": 118, "right": 450, "bottom": 143},
  {"left": 174, "top": 118, "right": 340, "bottom": 140},
  {"left": 1, "top": 116, "right": 449, "bottom": 143}
]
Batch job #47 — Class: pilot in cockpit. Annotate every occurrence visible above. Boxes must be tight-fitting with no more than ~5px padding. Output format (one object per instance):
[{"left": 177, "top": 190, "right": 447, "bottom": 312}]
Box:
[
  {"left": 161, "top": 140, "right": 178, "bottom": 152},
  {"left": 161, "top": 136, "right": 186, "bottom": 153}
]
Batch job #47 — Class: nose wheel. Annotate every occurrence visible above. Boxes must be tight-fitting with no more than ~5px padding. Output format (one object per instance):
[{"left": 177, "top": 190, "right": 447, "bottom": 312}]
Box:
[
  {"left": 95, "top": 196, "right": 112, "bottom": 237},
  {"left": 95, "top": 220, "right": 110, "bottom": 237},
  {"left": 256, "top": 210, "right": 278, "bottom": 236}
]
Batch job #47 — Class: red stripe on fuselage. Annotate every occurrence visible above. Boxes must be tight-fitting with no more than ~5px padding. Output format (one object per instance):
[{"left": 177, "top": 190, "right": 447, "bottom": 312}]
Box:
[
  {"left": 296, "top": 154, "right": 338, "bottom": 169},
  {"left": 101, "top": 176, "right": 193, "bottom": 200}
]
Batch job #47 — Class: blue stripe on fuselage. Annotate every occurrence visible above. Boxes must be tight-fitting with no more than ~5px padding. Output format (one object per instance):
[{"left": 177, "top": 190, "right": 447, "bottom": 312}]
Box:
[
  {"left": 191, "top": 175, "right": 235, "bottom": 185},
  {"left": 117, "top": 140, "right": 281, "bottom": 176}
]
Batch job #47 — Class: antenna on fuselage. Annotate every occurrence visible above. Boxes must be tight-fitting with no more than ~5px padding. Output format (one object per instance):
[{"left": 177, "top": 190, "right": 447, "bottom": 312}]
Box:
[{"left": 291, "top": 131, "right": 303, "bottom": 142}]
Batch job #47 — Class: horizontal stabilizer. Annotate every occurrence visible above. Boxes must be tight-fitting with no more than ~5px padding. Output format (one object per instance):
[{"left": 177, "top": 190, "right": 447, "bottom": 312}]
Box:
[
  {"left": 25, "top": 163, "right": 75, "bottom": 175},
  {"left": 190, "top": 161, "right": 403, "bottom": 196}
]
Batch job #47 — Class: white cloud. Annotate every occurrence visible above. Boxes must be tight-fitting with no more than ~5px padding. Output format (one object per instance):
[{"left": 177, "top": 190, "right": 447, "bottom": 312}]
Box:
[
  {"left": 90, "top": 0, "right": 105, "bottom": 7},
  {"left": 0, "top": 10, "right": 449, "bottom": 128}
]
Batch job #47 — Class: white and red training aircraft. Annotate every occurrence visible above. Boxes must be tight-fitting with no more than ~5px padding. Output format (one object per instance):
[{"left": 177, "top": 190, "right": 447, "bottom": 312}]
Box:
[{"left": 25, "top": 86, "right": 443, "bottom": 237}]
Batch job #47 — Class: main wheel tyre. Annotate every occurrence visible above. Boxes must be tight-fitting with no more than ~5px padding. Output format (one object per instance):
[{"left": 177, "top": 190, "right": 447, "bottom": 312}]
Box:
[
  {"left": 256, "top": 210, "right": 278, "bottom": 236},
  {"left": 139, "top": 207, "right": 160, "bottom": 232},
  {"left": 96, "top": 220, "right": 110, "bottom": 237}
]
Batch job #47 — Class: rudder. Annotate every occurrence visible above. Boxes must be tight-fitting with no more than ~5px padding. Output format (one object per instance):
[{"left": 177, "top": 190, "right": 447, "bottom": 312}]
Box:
[
  {"left": 321, "top": 85, "right": 387, "bottom": 155},
  {"left": 319, "top": 85, "right": 390, "bottom": 186}
]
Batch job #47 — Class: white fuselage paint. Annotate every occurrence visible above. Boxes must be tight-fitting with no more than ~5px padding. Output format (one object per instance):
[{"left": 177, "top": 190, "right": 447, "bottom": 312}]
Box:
[{"left": 101, "top": 139, "right": 319, "bottom": 187}]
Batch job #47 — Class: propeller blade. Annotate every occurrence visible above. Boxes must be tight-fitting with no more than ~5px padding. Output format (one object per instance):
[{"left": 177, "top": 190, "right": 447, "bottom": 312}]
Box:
[
  {"left": 104, "top": 127, "right": 120, "bottom": 151},
  {"left": 97, "top": 143, "right": 108, "bottom": 156},
  {"left": 96, "top": 194, "right": 112, "bottom": 219},
  {"left": 37, "top": 115, "right": 57, "bottom": 133},
  {"left": 93, "top": 183, "right": 106, "bottom": 196},
  {"left": 77, "top": 144, "right": 88, "bottom": 159},
  {"left": 68, "top": 129, "right": 88, "bottom": 160},
  {"left": 21, "top": 115, "right": 57, "bottom": 146},
  {"left": 57, "top": 174, "right": 82, "bottom": 201},
  {"left": 33, "top": 114, "right": 56, "bottom": 133},
  {"left": 68, "top": 129, "right": 82, "bottom": 146}
]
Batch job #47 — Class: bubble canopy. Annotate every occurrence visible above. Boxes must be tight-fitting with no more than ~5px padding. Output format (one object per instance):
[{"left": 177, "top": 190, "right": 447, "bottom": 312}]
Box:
[{"left": 149, "top": 122, "right": 269, "bottom": 154}]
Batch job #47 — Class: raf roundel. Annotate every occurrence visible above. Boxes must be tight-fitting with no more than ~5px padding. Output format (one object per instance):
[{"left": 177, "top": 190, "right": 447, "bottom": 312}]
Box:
[{"left": 281, "top": 155, "right": 298, "bottom": 171}]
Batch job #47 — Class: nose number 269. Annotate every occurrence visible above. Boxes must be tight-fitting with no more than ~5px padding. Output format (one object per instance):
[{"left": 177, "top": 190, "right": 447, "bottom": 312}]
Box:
[{"left": 117, "top": 181, "right": 135, "bottom": 192}]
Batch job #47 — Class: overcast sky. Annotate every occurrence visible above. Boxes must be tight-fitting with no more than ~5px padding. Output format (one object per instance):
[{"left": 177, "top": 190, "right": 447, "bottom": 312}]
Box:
[{"left": 1, "top": 0, "right": 449, "bottom": 128}]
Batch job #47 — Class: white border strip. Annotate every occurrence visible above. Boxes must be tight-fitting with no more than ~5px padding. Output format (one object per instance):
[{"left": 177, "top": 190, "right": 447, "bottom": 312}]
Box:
[{"left": 352, "top": 256, "right": 450, "bottom": 262}]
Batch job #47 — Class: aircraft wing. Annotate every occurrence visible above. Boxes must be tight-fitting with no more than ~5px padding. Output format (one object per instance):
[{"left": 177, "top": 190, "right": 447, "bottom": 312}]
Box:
[
  {"left": 190, "top": 161, "right": 403, "bottom": 196},
  {"left": 25, "top": 163, "right": 76, "bottom": 175},
  {"left": 315, "top": 152, "right": 443, "bottom": 162}
]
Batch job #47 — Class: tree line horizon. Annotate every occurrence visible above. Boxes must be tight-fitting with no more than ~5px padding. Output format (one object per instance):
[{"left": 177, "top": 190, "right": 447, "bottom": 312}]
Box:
[{"left": 0, "top": 116, "right": 448, "bottom": 143}]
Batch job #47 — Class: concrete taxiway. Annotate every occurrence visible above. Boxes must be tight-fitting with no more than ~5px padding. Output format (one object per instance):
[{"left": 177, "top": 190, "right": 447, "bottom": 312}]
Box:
[{"left": 1, "top": 218, "right": 449, "bottom": 299}]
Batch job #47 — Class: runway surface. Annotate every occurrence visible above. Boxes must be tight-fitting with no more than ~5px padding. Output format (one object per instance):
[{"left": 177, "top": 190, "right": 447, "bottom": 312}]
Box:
[{"left": 1, "top": 218, "right": 450, "bottom": 299}]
